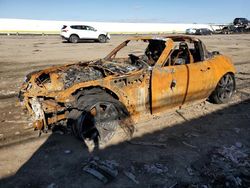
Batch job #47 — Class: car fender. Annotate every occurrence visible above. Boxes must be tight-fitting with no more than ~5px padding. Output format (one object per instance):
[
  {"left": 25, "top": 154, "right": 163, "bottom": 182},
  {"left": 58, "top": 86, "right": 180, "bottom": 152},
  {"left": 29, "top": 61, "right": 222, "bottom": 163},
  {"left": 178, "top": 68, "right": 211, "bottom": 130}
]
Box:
[
  {"left": 55, "top": 78, "right": 127, "bottom": 105},
  {"left": 209, "top": 55, "right": 236, "bottom": 86},
  {"left": 97, "top": 31, "right": 110, "bottom": 39},
  {"left": 69, "top": 33, "right": 79, "bottom": 38}
]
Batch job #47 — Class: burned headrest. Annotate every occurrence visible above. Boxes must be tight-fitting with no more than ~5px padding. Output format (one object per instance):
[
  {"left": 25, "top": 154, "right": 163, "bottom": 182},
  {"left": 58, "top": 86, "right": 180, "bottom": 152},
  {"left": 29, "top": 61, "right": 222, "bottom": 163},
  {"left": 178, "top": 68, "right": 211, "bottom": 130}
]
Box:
[{"left": 179, "top": 42, "right": 188, "bottom": 50}]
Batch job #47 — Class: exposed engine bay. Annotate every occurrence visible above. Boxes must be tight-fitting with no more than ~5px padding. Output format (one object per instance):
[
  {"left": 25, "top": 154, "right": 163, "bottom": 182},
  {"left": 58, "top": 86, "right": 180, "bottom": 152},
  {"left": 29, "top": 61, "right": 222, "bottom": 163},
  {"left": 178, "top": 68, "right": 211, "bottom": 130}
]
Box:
[{"left": 34, "top": 58, "right": 146, "bottom": 90}]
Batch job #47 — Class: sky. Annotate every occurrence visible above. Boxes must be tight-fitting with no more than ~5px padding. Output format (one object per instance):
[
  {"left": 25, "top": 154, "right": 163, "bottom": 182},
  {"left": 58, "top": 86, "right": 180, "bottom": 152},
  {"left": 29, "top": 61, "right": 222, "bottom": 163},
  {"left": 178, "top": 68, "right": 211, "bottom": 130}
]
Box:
[{"left": 0, "top": 0, "right": 249, "bottom": 24}]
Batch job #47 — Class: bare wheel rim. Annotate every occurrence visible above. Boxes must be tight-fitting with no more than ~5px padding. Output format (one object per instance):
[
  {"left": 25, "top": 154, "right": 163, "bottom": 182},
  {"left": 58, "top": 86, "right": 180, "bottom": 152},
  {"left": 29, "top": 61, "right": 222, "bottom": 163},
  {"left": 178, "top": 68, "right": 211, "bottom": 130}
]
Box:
[
  {"left": 217, "top": 74, "right": 234, "bottom": 101},
  {"left": 79, "top": 102, "right": 119, "bottom": 142}
]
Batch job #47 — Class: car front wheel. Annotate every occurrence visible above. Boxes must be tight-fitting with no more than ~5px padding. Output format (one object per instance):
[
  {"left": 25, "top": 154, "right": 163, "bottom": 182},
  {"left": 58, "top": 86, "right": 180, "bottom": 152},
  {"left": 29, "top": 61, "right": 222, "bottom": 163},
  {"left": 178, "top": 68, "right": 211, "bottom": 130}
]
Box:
[
  {"left": 98, "top": 35, "right": 107, "bottom": 43},
  {"left": 67, "top": 89, "right": 134, "bottom": 145}
]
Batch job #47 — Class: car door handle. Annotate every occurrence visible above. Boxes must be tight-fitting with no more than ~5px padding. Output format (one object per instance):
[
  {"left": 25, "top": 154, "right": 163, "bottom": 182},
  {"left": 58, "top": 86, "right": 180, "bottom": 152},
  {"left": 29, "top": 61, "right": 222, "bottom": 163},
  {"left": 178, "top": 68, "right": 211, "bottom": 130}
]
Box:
[
  {"left": 200, "top": 67, "right": 210, "bottom": 72},
  {"left": 170, "top": 79, "right": 176, "bottom": 89}
]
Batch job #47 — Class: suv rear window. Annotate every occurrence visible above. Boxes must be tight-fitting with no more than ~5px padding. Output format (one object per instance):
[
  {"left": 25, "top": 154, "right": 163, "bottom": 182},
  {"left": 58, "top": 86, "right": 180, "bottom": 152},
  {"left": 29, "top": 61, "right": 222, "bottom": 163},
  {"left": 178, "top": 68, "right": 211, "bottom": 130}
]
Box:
[{"left": 70, "top": 25, "right": 82, "bottom": 30}]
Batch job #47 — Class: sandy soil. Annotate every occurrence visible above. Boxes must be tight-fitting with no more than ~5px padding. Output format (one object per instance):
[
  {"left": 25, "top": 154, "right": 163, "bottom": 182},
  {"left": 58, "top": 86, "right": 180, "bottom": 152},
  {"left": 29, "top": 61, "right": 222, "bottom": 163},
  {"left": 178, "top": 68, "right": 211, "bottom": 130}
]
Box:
[{"left": 0, "top": 34, "right": 249, "bottom": 187}]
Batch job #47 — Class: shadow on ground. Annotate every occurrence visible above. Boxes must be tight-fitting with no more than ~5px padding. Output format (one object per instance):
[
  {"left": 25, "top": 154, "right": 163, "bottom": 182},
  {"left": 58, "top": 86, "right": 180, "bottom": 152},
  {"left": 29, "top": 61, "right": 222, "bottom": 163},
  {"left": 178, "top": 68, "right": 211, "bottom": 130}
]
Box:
[
  {"left": 62, "top": 40, "right": 107, "bottom": 44},
  {"left": 0, "top": 99, "right": 249, "bottom": 188}
]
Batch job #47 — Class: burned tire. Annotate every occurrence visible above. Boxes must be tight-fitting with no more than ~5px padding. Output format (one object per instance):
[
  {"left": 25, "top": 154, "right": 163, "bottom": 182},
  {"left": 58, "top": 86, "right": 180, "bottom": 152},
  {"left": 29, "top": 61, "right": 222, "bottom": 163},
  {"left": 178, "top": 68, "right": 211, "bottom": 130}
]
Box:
[
  {"left": 98, "top": 35, "right": 107, "bottom": 43},
  {"left": 68, "top": 89, "right": 133, "bottom": 144},
  {"left": 67, "top": 109, "right": 82, "bottom": 139},
  {"left": 69, "top": 34, "right": 79, "bottom": 43},
  {"left": 209, "top": 73, "right": 235, "bottom": 104}
]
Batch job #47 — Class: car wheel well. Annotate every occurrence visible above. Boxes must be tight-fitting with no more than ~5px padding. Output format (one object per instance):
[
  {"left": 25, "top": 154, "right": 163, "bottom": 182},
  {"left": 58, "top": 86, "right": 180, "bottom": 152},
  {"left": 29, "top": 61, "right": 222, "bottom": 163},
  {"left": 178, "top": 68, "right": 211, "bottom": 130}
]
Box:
[
  {"left": 72, "top": 86, "right": 119, "bottom": 101},
  {"left": 217, "top": 71, "right": 235, "bottom": 84},
  {"left": 69, "top": 34, "right": 79, "bottom": 38},
  {"left": 68, "top": 86, "right": 134, "bottom": 144}
]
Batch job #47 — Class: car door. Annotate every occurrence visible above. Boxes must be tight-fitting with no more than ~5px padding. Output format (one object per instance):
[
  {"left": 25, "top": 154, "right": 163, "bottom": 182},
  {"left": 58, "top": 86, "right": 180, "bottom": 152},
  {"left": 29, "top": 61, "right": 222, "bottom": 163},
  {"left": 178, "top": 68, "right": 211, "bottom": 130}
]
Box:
[
  {"left": 86, "top": 26, "right": 99, "bottom": 39},
  {"left": 78, "top": 26, "right": 92, "bottom": 39},
  {"left": 184, "top": 41, "right": 215, "bottom": 103},
  {"left": 151, "top": 39, "right": 215, "bottom": 114},
  {"left": 71, "top": 25, "right": 83, "bottom": 38},
  {"left": 84, "top": 26, "right": 98, "bottom": 39},
  {"left": 151, "top": 39, "right": 189, "bottom": 114},
  {"left": 151, "top": 64, "right": 189, "bottom": 114},
  {"left": 184, "top": 60, "right": 214, "bottom": 104}
]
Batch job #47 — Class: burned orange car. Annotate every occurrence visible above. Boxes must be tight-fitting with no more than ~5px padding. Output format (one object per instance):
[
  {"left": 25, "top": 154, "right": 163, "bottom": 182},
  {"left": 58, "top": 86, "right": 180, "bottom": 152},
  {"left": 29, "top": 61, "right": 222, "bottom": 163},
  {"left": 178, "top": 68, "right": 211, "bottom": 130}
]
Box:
[{"left": 19, "top": 35, "right": 236, "bottom": 143}]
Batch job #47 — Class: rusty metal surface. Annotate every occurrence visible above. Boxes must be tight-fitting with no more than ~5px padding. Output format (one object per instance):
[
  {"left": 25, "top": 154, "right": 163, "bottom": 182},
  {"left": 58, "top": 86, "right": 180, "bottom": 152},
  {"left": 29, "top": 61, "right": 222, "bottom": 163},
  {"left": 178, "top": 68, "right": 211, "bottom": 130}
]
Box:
[{"left": 19, "top": 35, "right": 236, "bottom": 132}]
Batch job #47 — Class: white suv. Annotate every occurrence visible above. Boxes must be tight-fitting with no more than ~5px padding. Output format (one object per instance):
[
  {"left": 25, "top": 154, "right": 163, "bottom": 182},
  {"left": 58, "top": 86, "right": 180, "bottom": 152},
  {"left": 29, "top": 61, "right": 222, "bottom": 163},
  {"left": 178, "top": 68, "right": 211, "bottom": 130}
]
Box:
[
  {"left": 185, "top": 28, "right": 197, "bottom": 34},
  {"left": 61, "top": 25, "right": 111, "bottom": 43}
]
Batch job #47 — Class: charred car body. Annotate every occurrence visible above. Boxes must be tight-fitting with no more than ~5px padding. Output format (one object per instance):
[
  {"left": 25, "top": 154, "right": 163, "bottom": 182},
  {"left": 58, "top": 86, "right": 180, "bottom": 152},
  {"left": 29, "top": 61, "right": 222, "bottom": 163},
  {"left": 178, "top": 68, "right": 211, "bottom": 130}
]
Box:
[{"left": 19, "top": 36, "right": 236, "bottom": 143}]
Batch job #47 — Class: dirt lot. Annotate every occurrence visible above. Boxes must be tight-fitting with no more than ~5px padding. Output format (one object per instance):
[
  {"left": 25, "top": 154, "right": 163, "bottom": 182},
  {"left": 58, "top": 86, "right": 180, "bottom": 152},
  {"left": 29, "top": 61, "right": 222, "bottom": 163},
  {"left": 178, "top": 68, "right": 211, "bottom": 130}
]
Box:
[{"left": 0, "top": 34, "right": 249, "bottom": 187}]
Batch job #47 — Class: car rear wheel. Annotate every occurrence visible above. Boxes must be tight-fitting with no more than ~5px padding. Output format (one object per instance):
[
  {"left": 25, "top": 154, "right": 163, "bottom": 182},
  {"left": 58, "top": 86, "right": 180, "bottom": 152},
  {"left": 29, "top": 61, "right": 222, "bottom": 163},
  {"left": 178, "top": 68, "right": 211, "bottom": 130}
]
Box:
[
  {"left": 98, "top": 35, "right": 107, "bottom": 43},
  {"left": 69, "top": 35, "right": 79, "bottom": 43},
  {"left": 209, "top": 73, "right": 235, "bottom": 104}
]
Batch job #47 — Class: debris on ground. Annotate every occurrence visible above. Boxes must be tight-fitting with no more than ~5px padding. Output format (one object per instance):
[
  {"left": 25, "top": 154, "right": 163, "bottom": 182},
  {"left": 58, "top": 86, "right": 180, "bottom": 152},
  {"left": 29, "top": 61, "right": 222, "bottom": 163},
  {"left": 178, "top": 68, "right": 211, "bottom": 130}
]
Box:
[
  {"left": 82, "top": 156, "right": 170, "bottom": 185},
  {"left": 183, "top": 131, "right": 200, "bottom": 138},
  {"left": 123, "top": 170, "right": 139, "bottom": 184},
  {"left": 47, "top": 183, "right": 56, "bottom": 188},
  {"left": 143, "top": 163, "right": 168, "bottom": 174},
  {"left": 0, "top": 90, "right": 17, "bottom": 99},
  {"left": 83, "top": 165, "right": 110, "bottom": 184},
  {"left": 186, "top": 167, "right": 194, "bottom": 176},
  {"left": 235, "top": 142, "right": 243, "bottom": 148},
  {"left": 182, "top": 141, "right": 197, "bottom": 149},
  {"left": 63, "top": 150, "right": 72, "bottom": 154},
  {"left": 168, "top": 182, "right": 177, "bottom": 188},
  {"left": 216, "top": 144, "right": 248, "bottom": 165},
  {"left": 82, "top": 158, "right": 119, "bottom": 184},
  {"left": 23, "top": 122, "right": 34, "bottom": 130},
  {"left": 199, "top": 143, "right": 250, "bottom": 187},
  {"left": 233, "top": 127, "right": 241, "bottom": 134}
]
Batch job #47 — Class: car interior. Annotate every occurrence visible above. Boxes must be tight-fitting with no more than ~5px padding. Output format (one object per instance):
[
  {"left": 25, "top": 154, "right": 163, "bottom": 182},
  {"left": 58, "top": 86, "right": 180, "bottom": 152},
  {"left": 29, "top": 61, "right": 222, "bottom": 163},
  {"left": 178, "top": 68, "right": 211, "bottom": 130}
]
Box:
[
  {"left": 163, "top": 40, "right": 204, "bottom": 67},
  {"left": 106, "top": 38, "right": 205, "bottom": 70}
]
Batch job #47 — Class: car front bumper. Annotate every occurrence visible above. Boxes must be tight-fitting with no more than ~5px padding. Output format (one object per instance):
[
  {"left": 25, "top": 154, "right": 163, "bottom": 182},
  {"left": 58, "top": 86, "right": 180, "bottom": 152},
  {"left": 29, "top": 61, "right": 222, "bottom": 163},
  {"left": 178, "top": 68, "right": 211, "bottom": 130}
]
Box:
[{"left": 106, "top": 33, "right": 111, "bottom": 40}]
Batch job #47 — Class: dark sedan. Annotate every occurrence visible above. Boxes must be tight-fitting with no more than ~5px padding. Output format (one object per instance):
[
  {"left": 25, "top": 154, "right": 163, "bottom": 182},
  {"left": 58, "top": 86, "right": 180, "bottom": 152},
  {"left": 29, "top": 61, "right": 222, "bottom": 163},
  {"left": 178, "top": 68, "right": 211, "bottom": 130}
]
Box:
[{"left": 195, "top": 28, "right": 213, "bottom": 35}]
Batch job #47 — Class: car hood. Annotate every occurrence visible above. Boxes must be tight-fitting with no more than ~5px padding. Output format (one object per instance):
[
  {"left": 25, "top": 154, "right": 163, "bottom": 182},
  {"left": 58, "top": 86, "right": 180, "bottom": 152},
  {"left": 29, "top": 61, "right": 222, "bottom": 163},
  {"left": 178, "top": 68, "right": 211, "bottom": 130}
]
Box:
[{"left": 20, "top": 59, "right": 144, "bottom": 94}]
